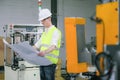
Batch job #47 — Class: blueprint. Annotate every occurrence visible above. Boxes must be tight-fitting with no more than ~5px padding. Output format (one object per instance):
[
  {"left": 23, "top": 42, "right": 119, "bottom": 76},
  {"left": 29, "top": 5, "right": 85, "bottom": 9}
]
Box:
[{"left": 3, "top": 39, "right": 52, "bottom": 66}]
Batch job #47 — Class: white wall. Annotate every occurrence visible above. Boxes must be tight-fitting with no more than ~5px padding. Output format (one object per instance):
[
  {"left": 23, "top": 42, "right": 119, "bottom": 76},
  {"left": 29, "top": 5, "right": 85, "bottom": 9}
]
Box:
[
  {"left": 40, "top": 0, "right": 51, "bottom": 10},
  {"left": 0, "top": 0, "right": 39, "bottom": 36},
  {"left": 58, "top": 0, "right": 99, "bottom": 43}
]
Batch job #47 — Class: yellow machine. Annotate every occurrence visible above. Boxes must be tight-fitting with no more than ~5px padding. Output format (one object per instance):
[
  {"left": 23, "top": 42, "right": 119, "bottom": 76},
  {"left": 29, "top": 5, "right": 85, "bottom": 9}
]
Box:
[
  {"left": 96, "top": 2, "right": 119, "bottom": 53},
  {"left": 95, "top": 2, "right": 119, "bottom": 80},
  {"left": 64, "top": 1, "right": 119, "bottom": 80},
  {"left": 64, "top": 17, "right": 89, "bottom": 73}
]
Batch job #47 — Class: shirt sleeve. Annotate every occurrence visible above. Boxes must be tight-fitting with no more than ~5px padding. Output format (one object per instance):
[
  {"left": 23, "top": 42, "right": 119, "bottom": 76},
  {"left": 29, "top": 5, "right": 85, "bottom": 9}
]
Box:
[
  {"left": 34, "top": 38, "right": 41, "bottom": 49},
  {"left": 50, "top": 29, "right": 60, "bottom": 48}
]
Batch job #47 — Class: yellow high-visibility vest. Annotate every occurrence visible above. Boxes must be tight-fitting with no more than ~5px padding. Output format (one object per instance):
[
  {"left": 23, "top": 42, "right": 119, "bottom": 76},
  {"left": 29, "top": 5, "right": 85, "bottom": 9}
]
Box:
[{"left": 40, "top": 26, "right": 61, "bottom": 64}]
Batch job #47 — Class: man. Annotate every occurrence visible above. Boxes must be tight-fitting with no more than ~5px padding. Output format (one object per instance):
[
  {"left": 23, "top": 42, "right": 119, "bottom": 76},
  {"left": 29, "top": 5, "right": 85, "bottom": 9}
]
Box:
[{"left": 33, "top": 9, "right": 62, "bottom": 80}]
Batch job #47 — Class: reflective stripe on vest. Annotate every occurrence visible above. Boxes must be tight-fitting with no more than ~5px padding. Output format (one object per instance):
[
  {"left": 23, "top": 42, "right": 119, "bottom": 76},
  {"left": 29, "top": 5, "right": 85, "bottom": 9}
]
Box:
[
  {"left": 40, "top": 44, "right": 59, "bottom": 50},
  {"left": 40, "top": 26, "right": 61, "bottom": 64}
]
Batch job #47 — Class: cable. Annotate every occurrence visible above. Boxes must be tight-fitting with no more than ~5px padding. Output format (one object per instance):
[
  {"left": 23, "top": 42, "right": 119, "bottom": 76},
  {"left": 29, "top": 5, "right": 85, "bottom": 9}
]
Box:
[
  {"left": 91, "top": 17, "right": 105, "bottom": 51},
  {"left": 95, "top": 52, "right": 114, "bottom": 80},
  {"left": 99, "top": 20, "right": 106, "bottom": 51}
]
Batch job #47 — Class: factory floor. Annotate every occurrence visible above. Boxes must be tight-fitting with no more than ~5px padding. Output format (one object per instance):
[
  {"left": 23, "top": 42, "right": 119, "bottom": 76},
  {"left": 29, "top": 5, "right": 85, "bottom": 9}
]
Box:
[
  {"left": 0, "top": 72, "right": 4, "bottom": 80},
  {"left": 0, "top": 71, "right": 92, "bottom": 80}
]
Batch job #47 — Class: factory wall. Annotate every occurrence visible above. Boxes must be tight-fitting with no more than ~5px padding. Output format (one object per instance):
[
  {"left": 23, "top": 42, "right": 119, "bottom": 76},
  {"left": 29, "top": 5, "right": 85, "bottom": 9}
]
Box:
[
  {"left": 0, "top": 0, "right": 99, "bottom": 68},
  {"left": 0, "top": 0, "right": 40, "bottom": 36}
]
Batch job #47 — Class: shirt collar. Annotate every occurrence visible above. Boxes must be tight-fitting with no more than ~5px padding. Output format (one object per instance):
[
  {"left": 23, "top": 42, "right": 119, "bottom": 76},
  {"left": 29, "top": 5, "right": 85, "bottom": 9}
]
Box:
[{"left": 45, "top": 25, "right": 54, "bottom": 32}]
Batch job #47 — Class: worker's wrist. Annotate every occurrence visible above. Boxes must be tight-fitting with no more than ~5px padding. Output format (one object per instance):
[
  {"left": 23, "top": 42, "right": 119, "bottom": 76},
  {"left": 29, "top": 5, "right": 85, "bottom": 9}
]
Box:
[{"left": 44, "top": 50, "right": 48, "bottom": 54}]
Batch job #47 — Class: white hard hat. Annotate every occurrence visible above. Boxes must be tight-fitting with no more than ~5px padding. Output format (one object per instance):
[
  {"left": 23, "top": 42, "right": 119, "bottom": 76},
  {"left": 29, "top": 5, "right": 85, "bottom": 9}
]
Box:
[{"left": 39, "top": 9, "right": 52, "bottom": 21}]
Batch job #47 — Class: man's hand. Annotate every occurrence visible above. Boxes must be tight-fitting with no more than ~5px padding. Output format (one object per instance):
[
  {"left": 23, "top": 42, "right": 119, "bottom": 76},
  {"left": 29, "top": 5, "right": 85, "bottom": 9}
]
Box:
[
  {"left": 37, "top": 45, "right": 56, "bottom": 57},
  {"left": 37, "top": 51, "right": 46, "bottom": 57}
]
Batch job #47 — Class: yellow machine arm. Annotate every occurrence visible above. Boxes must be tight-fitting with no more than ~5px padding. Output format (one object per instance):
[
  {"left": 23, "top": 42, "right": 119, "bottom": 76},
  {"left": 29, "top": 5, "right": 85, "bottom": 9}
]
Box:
[{"left": 65, "top": 17, "right": 88, "bottom": 73}]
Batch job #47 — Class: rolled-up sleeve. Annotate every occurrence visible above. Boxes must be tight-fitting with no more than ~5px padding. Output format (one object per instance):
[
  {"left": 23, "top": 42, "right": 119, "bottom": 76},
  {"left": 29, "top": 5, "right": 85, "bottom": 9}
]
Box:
[
  {"left": 35, "top": 39, "right": 41, "bottom": 49},
  {"left": 50, "top": 30, "right": 60, "bottom": 48}
]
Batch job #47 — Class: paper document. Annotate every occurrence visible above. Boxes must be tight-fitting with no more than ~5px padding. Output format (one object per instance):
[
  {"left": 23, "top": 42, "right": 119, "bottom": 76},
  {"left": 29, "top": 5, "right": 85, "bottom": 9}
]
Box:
[{"left": 3, "top": 39, "right": 52, "bottom": 66}]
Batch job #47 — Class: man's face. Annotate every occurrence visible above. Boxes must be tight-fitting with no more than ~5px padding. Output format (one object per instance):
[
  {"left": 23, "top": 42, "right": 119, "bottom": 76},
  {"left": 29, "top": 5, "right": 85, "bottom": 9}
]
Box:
[{"left": 41, "top": 17, "right": 50, "bottom": 27}]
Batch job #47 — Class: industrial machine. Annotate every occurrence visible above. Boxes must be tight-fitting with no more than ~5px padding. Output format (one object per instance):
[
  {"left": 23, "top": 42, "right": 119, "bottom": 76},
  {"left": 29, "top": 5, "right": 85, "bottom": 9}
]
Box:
[
  {"left": 95, "top": 1, "right": 120, "bottom": 80},
  {"left": 3, "top": 24, "right": 44, "bottom": 80},
  {"left": 96, "top": 1, "right": 118, "bottom": 53},
  {"left": 65, "top": 17, "right": 88, "bottom": 73},
  {"left": 64, "top": 17, "right": 96, "bottom": 80}
]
